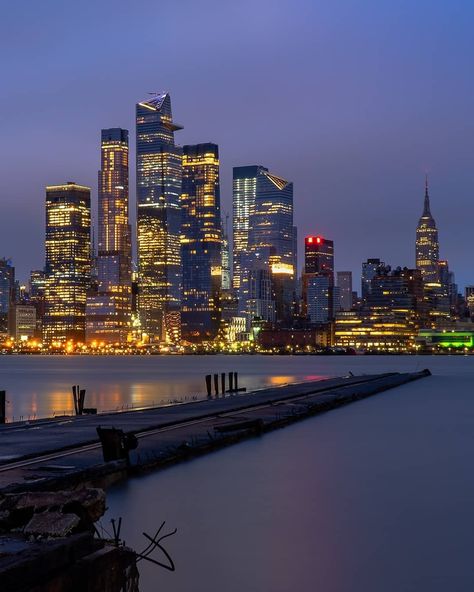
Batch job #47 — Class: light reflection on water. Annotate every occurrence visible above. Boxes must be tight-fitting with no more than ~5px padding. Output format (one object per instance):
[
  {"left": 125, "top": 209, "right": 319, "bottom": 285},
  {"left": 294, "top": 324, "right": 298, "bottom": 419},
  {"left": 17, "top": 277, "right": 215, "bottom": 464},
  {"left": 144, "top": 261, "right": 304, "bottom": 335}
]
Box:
[
  {"left": 0, "top": 355, "right": 342, "bottom": 421},
  {"left": 104, "top": 356, "right": 474, "bottom": 592},
  {"left": 0, "top": 354, "right": 429, "bottom": 421}
]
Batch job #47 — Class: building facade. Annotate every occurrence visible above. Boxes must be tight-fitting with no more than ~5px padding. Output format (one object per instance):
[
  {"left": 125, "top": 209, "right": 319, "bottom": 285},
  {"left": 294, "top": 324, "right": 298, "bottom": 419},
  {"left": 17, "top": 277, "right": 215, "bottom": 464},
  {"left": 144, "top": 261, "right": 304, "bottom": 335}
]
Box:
[
  {"left": 337, "top": 271, "right": 353, "bottom": 311},
  {"left": 302, "top": 236, "right": 334, "bottom": 322},
  {"left": 361, "top": 258, "right": 384, "bottom": 301},
  {"left": 8, "top": 304, "right": 36, "bottom": 341},
  {"left": 136, "top": 92, "right": 182, "bottom": 342},
  {"left": 44, "top": 183, "right": 91, "bottom": 343},
  {"left": 416, "top": 177, "right": 439, "bottom": 286},
  {"left": 0, "top": 259, "right": 14, "bottom": 336},
  {"left": 233, "top": 165, "right": 295, "bottom": 326},
  {"left": 180, "top": 143, "right": 222, "bottom": 341},
  {"left": 86, "top": 128, "right": 132, "bottom": 344}
]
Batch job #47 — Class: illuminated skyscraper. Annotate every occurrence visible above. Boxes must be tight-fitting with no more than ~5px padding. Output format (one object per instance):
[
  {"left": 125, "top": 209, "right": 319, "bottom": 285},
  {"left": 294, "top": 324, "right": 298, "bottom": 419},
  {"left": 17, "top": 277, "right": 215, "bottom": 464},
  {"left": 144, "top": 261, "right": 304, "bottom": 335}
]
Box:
[
  {"left": 232, "top": 166, "right": 267, "bottom": 296},
  {"left": 136, "top": 92, "right": 182, "bottom": 342},
  {"left": 86, "top": 129, "right": 132, "bottom": 344},
  {"left": 0, "top": 259, "right": 14, "bottom": 336},
  {"left": 221, "top": 215, "right": 231, "bottom": 292},
  {"left": 233, "top": 165, "right": 296, "bottom": 325},
  {"left": 44, "top": 183, "right": 91, "bottom": 343},
  {"left": 302, "top": 236, "right": 335, "bottom": 322},
  {"left": 181, "top": 143, "right": 222, "bottom": 341},
  {"left": 416, "top": 177, "right": 439, "bottom": 286}
]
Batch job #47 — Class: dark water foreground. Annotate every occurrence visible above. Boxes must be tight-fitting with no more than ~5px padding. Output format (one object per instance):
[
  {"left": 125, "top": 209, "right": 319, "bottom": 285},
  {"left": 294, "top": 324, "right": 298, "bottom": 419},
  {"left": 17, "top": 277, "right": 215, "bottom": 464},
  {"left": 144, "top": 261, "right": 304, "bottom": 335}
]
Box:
[{"left": 105, "top": 360, "right": 474, "bottom": 592}]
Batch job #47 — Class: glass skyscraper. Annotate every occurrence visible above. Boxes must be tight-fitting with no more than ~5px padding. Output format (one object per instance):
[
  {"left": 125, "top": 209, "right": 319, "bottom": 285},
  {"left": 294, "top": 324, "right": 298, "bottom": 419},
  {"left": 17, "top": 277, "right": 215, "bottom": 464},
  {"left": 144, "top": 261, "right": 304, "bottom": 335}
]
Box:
[
  {"left": 232, "top": 165, "right": 296, "bottom": 325},
  {"left": 44, "top": 183, "right": 91, "bottom": 343},
  {"left": 232, "top": 166, "right": 266, "bottom": 296},
  {"left": 86, "top": 128, "right": 132, "bottom": 344},
  {"left": 0, "top": 259, "right": 14, "bottom": 336},
  {"left": 136, "top": 92, "right": 182, "bottom": 342},
  {"left": 181, "top": 143, "right": 222, "bottom": 341}
]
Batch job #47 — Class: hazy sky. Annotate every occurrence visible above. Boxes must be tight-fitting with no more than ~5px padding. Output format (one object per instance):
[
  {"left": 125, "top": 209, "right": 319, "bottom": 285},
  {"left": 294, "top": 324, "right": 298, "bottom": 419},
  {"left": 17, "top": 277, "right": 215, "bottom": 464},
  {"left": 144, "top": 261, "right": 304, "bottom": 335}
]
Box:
[{"left": 1, "top": 0, "right": 473, "bottom": 289}]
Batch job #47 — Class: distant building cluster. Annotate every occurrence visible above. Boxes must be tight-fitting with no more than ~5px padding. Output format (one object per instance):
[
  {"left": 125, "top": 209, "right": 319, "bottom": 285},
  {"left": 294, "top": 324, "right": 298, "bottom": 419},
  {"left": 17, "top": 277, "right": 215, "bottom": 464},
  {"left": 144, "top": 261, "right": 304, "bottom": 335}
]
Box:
[{"left": 0, "top": 94, "right": 472, "bottom": 353}]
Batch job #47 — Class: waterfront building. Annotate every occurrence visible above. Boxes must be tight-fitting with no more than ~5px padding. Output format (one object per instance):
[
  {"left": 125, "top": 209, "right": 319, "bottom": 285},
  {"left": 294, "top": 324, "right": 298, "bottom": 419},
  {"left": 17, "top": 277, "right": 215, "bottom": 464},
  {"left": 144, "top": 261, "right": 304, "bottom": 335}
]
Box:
[
  {"left": 8, "top": 304, "right": 36, "bottom": 341},
  {"left": 43, "top": 183, "right": 91, "bottom": 343},
  {"left": 335, "top": 266, "right": 424, "bottom": 352},
  {"left": 361, "top": 258, "right": 384, "bottom": 301},
  {"left": 181, "top": 143, "right": 222, "bottom": 341},
  {"left": 86, "top": 128, "right": 132, "bottom": 344},
  {"left": 465, "top": 286, "right": 474, "bottom": 316},
  {"left": 416, "top": 177, "right": 440, "bottom": 286},
  {"left": 0, "top": 259, "right": 15, "bottom": 336},
  {"left": 337, "top": 271, "right": 352, "bottom": 311},
  {"left": 136, "top": 92, "right": 182, "bottom": 342}
]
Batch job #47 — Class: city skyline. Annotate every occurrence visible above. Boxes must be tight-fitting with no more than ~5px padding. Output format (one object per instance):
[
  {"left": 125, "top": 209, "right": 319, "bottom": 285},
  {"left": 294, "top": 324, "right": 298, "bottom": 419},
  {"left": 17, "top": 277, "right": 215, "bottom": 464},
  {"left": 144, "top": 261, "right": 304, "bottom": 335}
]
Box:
[{"left": 2, "top": 1, "right": 474, "bottom": 288}]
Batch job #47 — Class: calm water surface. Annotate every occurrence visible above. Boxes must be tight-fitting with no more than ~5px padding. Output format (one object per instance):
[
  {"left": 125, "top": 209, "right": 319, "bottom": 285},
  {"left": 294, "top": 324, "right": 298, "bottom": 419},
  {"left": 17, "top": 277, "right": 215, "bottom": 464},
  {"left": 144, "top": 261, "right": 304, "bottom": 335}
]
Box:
[
  {"left": 102, "top": 356, "right": 474, "bottom": 592},
  {"left": 0, "top": 354, "right": 426, "bottom": 421}
]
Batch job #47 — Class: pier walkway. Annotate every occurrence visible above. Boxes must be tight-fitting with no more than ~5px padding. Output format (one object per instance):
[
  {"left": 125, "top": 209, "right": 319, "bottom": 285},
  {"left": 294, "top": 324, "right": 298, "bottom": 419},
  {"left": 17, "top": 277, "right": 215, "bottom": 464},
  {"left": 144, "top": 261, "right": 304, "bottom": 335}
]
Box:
[{"left": 0, "top": 370, "right": 430, "bottom": 492}]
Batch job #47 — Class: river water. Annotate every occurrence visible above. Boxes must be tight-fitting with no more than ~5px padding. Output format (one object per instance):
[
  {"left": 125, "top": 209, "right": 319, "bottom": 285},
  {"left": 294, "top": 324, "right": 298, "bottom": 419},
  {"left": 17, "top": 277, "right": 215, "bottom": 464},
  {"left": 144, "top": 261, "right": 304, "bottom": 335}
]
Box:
[
  {"left": 0, "top": 354, "right": 426, "bottom": 421},
  {"left": 2, "top": 355, "right": 472, "bottom": 590},
  {"left": 100, "top": 356, "right": 474, "bottom": 592}
]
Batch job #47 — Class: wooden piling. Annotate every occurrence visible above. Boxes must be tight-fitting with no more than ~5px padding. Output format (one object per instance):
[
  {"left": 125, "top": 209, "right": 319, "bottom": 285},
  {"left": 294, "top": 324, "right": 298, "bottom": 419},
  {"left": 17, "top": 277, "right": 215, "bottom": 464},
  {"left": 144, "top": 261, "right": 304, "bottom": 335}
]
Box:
[
  {"left": 205, "top": 374, "right": 212, "bottom": 397},
  {"left": 221, "top": 373, "right": 226, "bottom": 396},
  {"left": 228, "top": 372, "right": 234, "bottom": 391},
  {"left": 213, "top": 373, "right": 219, "bottom": 396},
  {"left": 0, "top": 390, "right": 5, "bottom": 424}
]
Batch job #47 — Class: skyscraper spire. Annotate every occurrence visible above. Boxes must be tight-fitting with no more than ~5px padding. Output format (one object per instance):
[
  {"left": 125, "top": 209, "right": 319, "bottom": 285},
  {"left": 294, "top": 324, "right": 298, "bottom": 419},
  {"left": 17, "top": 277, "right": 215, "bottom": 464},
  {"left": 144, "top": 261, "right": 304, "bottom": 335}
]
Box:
[
  {"left": 416, "top": 175, "right": 439, "bottom": 285},
  {"left": 423, "top": 173, "right": 431, "bottom": 216}
]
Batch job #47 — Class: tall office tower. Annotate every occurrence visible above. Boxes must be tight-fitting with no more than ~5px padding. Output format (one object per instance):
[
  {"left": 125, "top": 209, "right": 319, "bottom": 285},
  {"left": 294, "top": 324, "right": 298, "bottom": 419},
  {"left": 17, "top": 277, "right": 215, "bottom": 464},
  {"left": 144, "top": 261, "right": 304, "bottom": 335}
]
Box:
[
  {"left": 29, "top": 269, "right": 47, "bottom": 338},
  {"left": 136, "top": 92, "right": 182, "bottom": 343},
  {"left": 221, "top": 215, "right": 231, "bottom": 292},
  {"left": 86, "top": 129, "right": 132, "bottom": 344},
  {"left": 44, "top": 183, "right": 91, "bottom": 343},
  {"left": 232, "top": 165, "right": 267, "bottom": 298},
  {"left": 180, "top": 143, "right": 222, "bottom": 341},
  {"left": 233, "top": 165, "right": 295, "bottom": 325},
  {"left": 337, "top": 271, "right": 353, "bottom": 311},
  {"left": 302, "top": 236, "right": 334, "bottom": 320},
  {"left": 304, "top": 236, "right": 334, "bottom": 277},
  {"left": 0, "top": 259, "right": 15, "bottom": 336},
  {"left": 416, "top": 177, "right": 440, "bottom": 286},
  {"left": 249, "top": 169, "right": 295, "bottom": 326},
  {"left": 307, "top": 275, "right": 330, "bottom": 323},
  {"left": 361, "top": 258, "right": 384, "bottom": 300}
]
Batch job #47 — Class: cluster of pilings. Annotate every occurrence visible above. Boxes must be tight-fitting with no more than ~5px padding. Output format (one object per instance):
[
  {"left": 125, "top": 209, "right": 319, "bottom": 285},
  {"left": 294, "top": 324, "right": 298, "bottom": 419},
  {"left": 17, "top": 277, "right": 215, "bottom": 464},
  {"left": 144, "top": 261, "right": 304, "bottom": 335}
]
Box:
[
  {"left": 205, "top": 372, "right": 247, "bottom": 398},
  {"left": 72, "top": 384, "right": 96, "bottom": 415}
]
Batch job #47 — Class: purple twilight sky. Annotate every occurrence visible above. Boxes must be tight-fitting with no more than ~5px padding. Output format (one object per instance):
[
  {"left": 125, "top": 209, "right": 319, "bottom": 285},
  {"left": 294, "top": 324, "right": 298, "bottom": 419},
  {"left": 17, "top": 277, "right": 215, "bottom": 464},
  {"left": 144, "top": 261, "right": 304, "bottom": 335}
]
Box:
[{"left": 1, "top": 0, "right": 474, "bottom": 290}]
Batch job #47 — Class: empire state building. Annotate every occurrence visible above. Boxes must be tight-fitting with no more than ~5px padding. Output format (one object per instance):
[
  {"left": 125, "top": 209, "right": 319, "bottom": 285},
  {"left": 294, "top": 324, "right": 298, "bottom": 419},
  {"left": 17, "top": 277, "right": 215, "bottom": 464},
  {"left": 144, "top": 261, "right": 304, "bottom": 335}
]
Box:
[{"left": 416, "top": 177, "right": 440, "bottom": 286}]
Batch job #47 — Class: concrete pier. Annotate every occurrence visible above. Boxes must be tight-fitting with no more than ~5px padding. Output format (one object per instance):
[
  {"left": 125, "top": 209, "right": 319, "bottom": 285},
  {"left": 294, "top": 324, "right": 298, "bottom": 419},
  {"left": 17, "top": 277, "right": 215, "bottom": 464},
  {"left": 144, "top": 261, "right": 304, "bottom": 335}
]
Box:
[{"left": 0, "top": 370, "right": 430, "bottom": 493}]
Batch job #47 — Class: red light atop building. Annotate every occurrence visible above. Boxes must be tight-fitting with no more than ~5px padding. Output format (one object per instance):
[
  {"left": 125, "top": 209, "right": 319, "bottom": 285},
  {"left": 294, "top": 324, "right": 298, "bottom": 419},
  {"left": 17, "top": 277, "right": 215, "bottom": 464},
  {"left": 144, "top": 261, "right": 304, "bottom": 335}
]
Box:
[{"left": 306, "top": 235, "right": 324, "bottom": 245}]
